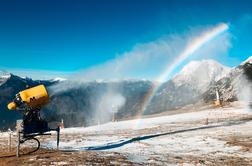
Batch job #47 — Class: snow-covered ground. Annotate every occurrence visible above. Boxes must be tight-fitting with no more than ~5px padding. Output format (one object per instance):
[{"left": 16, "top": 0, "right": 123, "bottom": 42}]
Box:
[
  {"left": 41, "top": 107, "right": 252, "bottom": 165},
  {"left": 1, "top": 107, "right": 251, "bottom": 165},
  {"left": 61, "top": 107, "right": 249, "bottom": 133}
]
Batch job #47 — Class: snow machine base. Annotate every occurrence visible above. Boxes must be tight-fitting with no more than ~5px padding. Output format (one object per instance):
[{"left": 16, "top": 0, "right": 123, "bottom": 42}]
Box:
[{"left": 16, "top": 120, "right": 60, "bottom": 157}]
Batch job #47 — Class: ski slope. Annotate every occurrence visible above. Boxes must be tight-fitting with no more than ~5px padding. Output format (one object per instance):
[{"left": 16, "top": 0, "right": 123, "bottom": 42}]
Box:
[{"left": 43, "top": 107, "right": 252, "bottom": 165}]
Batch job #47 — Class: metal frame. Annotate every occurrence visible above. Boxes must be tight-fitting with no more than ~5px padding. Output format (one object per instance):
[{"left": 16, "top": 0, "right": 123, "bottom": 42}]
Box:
[{"left": 16, "top": 127, "right": 60, "bottom": 157}]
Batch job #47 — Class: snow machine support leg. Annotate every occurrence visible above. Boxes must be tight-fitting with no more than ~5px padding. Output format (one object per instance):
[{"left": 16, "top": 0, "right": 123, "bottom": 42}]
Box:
[
  {"left": 16, "top": 131, "right": 21, "bottom": 157},
  {"left": 16, "top": 127, "right": 60, "bottom": 157},
  {"left": 56, "top": 127, "right": 60, "bottom": 150}
]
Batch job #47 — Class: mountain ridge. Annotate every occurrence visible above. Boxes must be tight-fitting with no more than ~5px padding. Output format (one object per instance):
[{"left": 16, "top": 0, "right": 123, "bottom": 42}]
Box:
[{"left": 1, "top": 58, "right": 251, "bottom": 130}]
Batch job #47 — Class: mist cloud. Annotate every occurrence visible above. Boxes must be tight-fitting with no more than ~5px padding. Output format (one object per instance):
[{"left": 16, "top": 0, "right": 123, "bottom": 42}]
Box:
[
  {"left": 49, "top": 23, "right": 232, "bottom": 97},
  {"left": 94, "top": 90, "right": 126, "bottom": 124},
  {"left": 47, "top": 23, "right": 232, "bottom": 124},
  {"left": 69, "top": 23, "right": 231, "bottom": 82}
]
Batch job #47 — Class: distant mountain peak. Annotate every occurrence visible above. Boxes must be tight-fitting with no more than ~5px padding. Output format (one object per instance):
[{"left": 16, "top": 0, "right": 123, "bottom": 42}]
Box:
[
  {"left": 0, "top": 71, "right": 11, "bottom": 79},
  {"left": 0, "top": 72, "right": 11, "bottom": 86},
  {"left": 241, "top": 56, "right": 252, "bottom": 65},
  {"left": 52, "top": 77, "right": 67, "bottom": 82},
  {"left": 172, "top": 59, "right": 231, "bottom": 92}
]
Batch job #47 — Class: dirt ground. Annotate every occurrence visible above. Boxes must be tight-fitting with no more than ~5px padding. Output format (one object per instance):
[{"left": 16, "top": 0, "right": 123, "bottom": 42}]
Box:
[
  {"left": 0, "top": 148, "right": 138, "bottom": 166},
  {"left": 0, "top": 142, "right": 251, "bottom": 166}
]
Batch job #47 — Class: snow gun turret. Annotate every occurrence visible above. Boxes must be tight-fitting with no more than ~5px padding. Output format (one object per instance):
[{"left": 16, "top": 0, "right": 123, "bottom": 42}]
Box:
[
  {"left": 8, "top": 85, "right": 49, "bottom": 112},
  {"left": 7, "top": 85, "right": 60, "bottom": 157}
]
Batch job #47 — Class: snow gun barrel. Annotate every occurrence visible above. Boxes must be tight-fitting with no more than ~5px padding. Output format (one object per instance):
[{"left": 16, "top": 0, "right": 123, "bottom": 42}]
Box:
[{"left": 7, "top": 85, "right": 49, "bottom": 111}]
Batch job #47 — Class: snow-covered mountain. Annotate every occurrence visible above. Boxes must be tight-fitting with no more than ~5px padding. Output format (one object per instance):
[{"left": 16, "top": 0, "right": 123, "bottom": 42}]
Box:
[
  {"left": 204, "top": 56, "right": 252, "bottom": 103},
  {"left": 0, "top": 71, "right": 11, "bottom": 78},
  {"left": 172, "top": 59, "right": 231, "bottom": 92},
  {"left": 145, "top": 60, "right": 231, "bottom": 114},
  {"left": 0, "top": 71, "right": 11, "bottom": 85}
]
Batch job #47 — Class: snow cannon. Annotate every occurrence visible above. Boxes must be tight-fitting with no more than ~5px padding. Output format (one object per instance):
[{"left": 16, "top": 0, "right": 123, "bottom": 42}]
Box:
[
  {"left": 8, "top": 85, "right": 49, "bottom": 111},
  {"left": 7, "top": 85, "right": 60, "bottom": 157}
]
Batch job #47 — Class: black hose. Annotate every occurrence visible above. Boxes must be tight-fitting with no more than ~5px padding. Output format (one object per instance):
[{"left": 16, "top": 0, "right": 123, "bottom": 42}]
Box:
[{"left": 19, "top": 137, "right": 40, "bottom": 155}]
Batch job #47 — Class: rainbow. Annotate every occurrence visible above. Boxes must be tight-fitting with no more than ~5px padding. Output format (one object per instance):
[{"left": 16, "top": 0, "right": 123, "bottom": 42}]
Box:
[{"left": 135, "top": 23, "right": 229, "bottom": 122}]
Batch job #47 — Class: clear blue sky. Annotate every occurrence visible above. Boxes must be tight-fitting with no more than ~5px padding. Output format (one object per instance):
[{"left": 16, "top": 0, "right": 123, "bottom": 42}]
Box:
[{"left": 0, "top": 0, "right": 252, "bottom": 79}]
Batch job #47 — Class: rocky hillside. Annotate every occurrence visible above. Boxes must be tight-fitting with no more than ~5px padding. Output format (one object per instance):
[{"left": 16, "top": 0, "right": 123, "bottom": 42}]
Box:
[
  {"left": 203, "top": 57, "right": 252, "bottom": 104},
  {"left": 44, "top": 80, "right": 153, "bottom": 127},
  {"left": 0, "top": 73, "right": 153, "bottom": 129}
]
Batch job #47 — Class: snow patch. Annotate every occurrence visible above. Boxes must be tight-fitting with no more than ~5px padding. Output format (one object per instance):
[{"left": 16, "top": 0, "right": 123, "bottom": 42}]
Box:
[{"left": 52, "top": 77, "right": 67, "bottom": 82}]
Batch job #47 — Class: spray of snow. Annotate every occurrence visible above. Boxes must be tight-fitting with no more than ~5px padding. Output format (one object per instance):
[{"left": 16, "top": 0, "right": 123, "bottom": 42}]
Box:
[
  {"left": 237, "top": 75, "right": 252, "bottom": 111},
  {"left": 94, "top": 91, "right": 126, "bottom": 124},
  {"left": 48, "top": 23, "right": 230, "bottom": 93},
  {"left": 47, "top": 80, "right": 126, "bottom": 124},
  {"left": 47, "top": 80, "right": 85, "bottom": 97},
  {"left": 48, "top": 23, "right": 231, "bottom": 97},
  {"left": 46, "top": 23, "right": 231, "bottom": 124}
]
